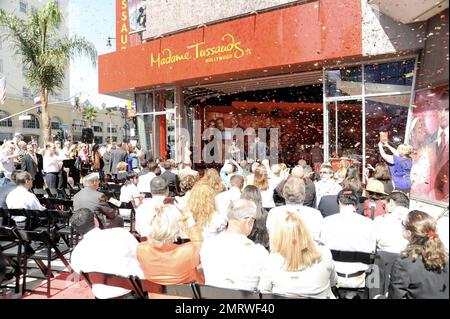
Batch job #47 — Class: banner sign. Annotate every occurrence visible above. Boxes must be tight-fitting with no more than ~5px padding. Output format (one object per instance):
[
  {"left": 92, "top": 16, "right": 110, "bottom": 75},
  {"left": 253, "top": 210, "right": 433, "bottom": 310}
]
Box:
[{"left": 128, "top": 0, "right": 147, "bottom": 33}]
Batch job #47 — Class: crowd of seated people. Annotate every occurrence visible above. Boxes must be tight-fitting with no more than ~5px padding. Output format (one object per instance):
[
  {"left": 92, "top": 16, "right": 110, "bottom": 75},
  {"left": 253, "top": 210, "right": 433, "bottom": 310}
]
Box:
[{"left": 1, "top": 137, "right": 449, "bottom": 299}]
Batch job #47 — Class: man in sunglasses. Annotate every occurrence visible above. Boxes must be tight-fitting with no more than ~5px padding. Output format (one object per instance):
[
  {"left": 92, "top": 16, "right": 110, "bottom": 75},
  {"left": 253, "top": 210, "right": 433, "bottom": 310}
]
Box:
[{"left": 315, "top": 164, "right": 342, "bottom": 209}]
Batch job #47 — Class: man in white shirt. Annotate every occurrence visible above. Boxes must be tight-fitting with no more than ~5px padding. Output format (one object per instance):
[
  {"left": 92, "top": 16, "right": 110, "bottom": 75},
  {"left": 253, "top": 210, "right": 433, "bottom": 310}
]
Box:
[
  {"left": 135, "top": 176, "right": 169, "bottom": 237},
  {"left": 6, "top": 171, "right": 46, "bottom": 211},
  {"left": 70, "top": 208, "right": 143, "bottom": 299},
  {"left": 374, "top": 191, "right": 410, "bottom": 254},
  {"left": 200, "top": 199, "right": 268, "bottom": 291},
  {"left": 137, "top": 161, "right": 158, "bottom": 194},
  {"left": 320, "top": 189, "right": 375, "bottom": 289},
  {"left": 315, "top": 164, "right": 342, "bottom": 209},
  {"left": 267, "top": 177, "right": 323, "bottom": 242},
  {"left": 215, "top": 175, "right": 244, "bottom": 217},
  {"left": 43, "top": 143, "right": 62, "bottom": 189},
  {"left": 0, "top": 141, "right": 19, "bottom": 185}
]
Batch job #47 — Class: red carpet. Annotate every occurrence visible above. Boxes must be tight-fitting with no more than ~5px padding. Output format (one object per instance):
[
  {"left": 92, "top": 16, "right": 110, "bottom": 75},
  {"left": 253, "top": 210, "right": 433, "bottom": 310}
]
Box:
[{"left": 20, "top": 272, "right": 95, "bottom": 299}]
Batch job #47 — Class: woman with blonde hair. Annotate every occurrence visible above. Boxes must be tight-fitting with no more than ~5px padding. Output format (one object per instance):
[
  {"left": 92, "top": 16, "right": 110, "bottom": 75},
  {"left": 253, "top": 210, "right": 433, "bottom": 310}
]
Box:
[
  {"left": 187, "top": 183, "right": 227, "bottom": 238},
  {"left": 389, "top": 210, "right": 449, "bottom": 299},
  {"left": 378, "top": 141, "right": 413, "bottom": 193},
  {"left": 198, "top": 168, "right": 225, "bottom": 194},
  {"left": 115, "top": 161, "right": 128, "bottom": 181},
  {"left": 136, "top": 204, "right": 204, "bottom": 291},
  {"left": 252, "top": 164, "right": 276, "bottom": 209},
  {"left": 258, "top": 210, "right": 338, "bottom": 298}
]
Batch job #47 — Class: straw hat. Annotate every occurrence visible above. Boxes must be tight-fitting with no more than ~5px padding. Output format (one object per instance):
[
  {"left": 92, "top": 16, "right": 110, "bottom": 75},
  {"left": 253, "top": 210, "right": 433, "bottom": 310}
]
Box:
[{"left": 365, "top": 178, "right": 388, "bottom": 195}]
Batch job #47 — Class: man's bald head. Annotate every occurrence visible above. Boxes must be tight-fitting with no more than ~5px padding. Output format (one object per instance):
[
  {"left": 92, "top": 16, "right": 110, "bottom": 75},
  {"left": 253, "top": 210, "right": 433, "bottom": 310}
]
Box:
[{"left": 291, "top": 166, "right": 304, "bottom": 179}]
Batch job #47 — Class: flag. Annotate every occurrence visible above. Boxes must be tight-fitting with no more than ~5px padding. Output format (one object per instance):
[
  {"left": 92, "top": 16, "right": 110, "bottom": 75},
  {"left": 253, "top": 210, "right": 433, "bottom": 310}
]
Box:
[
  {"left": 0, "top": 76, "right": 6, "bottom": 105},
  {"left": 34, "top": 96, "right": 41, "bottom": 106}
]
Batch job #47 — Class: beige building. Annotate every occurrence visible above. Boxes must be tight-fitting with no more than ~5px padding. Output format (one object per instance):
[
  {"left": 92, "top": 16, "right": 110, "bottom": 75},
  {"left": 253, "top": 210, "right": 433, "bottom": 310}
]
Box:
[
  {"left": 0, "top": 96, "right": 125, "bottom": 145},
  {"left": 0, "top": 0, "right": 125, "bottom": 145}
]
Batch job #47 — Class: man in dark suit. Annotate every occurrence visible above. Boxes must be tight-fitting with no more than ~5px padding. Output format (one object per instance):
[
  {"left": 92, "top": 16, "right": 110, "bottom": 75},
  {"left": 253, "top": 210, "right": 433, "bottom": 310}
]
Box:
[
  {"left": 21, "top": 143, "right": 43, "bottom": 189},
  {"left": 73, "top": 173, "right": 123, "bottom": 228},
  {"left": 160, "top": 160, "right": 180, "bottom": 197},
  {"left": 109, "top": 143, "right": 128, "bottom": 178}
]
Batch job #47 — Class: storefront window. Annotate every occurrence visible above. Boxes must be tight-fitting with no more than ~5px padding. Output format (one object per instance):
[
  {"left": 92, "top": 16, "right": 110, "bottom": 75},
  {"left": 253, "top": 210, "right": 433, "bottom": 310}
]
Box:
[
  {"left": 328, "top": 100, "right": 363, "bottom": 161},
  {"left": 364, "top": 60, "right": 415, "bottom": 95},
  {"left": 324, "top": 58, "right": 416, "bottom": 178},
  {"left": 365, "top": 95, "right": 410, "bottom": 166},
  {"left": 325, "top": 66, "right": 362, "bottom": 97}
]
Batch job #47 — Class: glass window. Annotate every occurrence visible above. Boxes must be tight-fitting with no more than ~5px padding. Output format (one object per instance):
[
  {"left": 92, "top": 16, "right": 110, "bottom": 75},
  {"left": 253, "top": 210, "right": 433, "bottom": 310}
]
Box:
[
  {"left": 0, "top": 111, "right": 12, "bottom": 127},
  {"left": 365, "top": 94, "right": 410, "bottom": 166},
  {"left": 22, "top": 65, "right": 29, "bottom": 78},
  {"left": 23, "top": 114, "right": 40, "bottom": 129},
  {"left": 51, "top": 116, "right": 61, "bottom": 130},
  {"left": 364, "top": 60, "right": 415, "bottom": 95},
  {"left": 0, "top": 59, "right": 3, "bottom": 73},
  {"left": 328, "top": 100, "right": 363, "bottom": 161},
  {"left": 22, "top": 87, "right": 31, "bottom": 98},
  {"left": 19, "top": 1, "right": 27, "bottom": 13},
  {"left": 94, "top": 136, "right": 103, "bottom": 144},
  {"left": 93, "top": 121, "right": 103, "bottom": 132},
  {"left": 326, "top": 66, "right": 362, "bottom": 98}
]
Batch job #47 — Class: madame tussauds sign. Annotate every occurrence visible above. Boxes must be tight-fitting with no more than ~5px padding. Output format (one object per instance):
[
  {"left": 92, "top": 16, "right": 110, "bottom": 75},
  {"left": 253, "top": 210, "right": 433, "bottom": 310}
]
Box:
[{"left": 150, "top": 33, "right": 252, "bottom": 68}]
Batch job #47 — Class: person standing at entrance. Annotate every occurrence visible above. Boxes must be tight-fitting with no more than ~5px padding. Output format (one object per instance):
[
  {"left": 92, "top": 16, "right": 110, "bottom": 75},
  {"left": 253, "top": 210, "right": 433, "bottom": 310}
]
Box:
[
  {"left": 43, "top": 143, "right": 61, "bottom": 189},
  {"left": 378, "top": 142, "right": 413, "bottom": 193},
  {"left": 110, "top": 143, "right": 128, "bottom": 179},
  {"left": 310, "top": 142, "right": 324, "bottom": 173}
]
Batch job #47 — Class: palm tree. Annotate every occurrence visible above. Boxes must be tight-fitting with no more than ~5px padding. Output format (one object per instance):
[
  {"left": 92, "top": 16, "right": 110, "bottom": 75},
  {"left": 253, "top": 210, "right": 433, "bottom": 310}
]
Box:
[
  {"left": 0, "top": 0, "right": 97, "bottom": 145},
  {"left": 82, "top": 106, "right": 98, "bottom": 128}
]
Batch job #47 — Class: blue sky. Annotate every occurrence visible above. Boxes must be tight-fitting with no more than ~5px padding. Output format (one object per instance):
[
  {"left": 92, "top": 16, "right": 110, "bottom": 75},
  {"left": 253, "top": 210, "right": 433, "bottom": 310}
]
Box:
[{"left": 69, "top": 0, "right": 126, "bottom": 108}]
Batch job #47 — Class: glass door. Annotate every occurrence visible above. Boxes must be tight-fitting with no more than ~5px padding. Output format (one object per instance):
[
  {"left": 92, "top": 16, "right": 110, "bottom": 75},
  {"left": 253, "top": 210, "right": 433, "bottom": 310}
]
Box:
[{"left": 327, "top": 99, "right": 363, "bottom": 171}]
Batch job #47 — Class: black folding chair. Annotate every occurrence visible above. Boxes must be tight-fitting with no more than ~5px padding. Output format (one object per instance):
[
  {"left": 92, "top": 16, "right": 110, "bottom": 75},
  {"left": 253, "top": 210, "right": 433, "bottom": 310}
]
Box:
[
  {"left": 330, "top": 249, "right": 377, "bottom": 299},
  {"left": 195, "top": 284, "right": 261, "bottom": 299},
  {"left": 16, "top": 229, "right": 73, "bottom": 297},
  {"left": 81, "top": 271, "right": 141, "bottom": 299},
  {"left": 133, "top": 277, "right": 198, "bottom": 299},
  {"left": 31, "top": 188, "right": 47, "bottom": 199},
  {"left": 0, "top": 226, "right": 23, "bottom": 293}
]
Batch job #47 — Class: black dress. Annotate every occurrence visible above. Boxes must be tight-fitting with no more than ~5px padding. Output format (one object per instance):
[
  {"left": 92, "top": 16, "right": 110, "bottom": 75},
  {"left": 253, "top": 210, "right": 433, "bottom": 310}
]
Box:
[{"left": 388, "top": 255, "right": 449, "bottom": 299}]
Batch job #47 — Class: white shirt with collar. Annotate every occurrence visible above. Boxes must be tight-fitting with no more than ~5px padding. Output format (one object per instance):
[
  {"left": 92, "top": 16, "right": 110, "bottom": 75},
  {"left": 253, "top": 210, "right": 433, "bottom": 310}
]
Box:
[
  {"left": 200, "top": 232, "right": 269, "bottom": 291},
  {"left": 6, "top": 186, "right": 46, "bottom": 211},
  {"left": 137, "top": 172, "right": 156, "bottom": 194},
  {"left": 135, "top": 195, "right": 166, "bottom": 236},
  {"left": 43, "top": 154, "right": 61, "bottom": 173},
  {"left": 320, "top": 208, "right": 376, "bottom": 288},
  {"left": 0, "top": 149, "right": 16, "bottom": 179},
  {"left": 70, "top": 227, "right": 143, "bottom": 299},
  {"left": 374, "top": 206, "right": 409, "bottom": 254},
  {"left": 267, "top": 204, "right": 323, "bottom": 242},
  {"left": 258, "top": 245, "right": 338, "bottom": 299},
  {"left": 215, "top": 187, "right": 241, "bottom": 217},
  {"left": 315, "top": 179, "right": 342, "bottom": 209}
]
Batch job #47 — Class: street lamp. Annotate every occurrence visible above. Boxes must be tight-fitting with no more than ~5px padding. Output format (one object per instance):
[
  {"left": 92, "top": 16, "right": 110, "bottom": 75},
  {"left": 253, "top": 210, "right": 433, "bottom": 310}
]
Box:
[{"left": 106, "top": 37, "right": 116, "bottom": 47}]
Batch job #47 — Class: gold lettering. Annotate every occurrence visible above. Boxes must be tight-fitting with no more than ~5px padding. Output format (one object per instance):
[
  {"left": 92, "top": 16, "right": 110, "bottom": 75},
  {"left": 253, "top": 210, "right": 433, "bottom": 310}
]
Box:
[
  {"left": 233, "top": 41, "right": 245, "bottom": 59},
  {"left": 121, "top": 23, "right": 128, "bottom": 33},
  {"left": 122, "top": 11, "right": 127, "bottom": 21},
  {"left": 150, "top": 53, "right": 161, "bottom": 68},
  {"left": 121, "top": 34, "right": 128, "bottom": 44},
  {"left": 121, "top": 0, "right": 127, "bottom": 10}
]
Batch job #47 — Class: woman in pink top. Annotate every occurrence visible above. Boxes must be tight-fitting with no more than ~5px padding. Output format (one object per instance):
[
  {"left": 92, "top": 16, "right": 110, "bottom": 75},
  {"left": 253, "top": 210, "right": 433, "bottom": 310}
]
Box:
[{"left": 136, "top": 204, "right": 204, "bottom": 298}]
